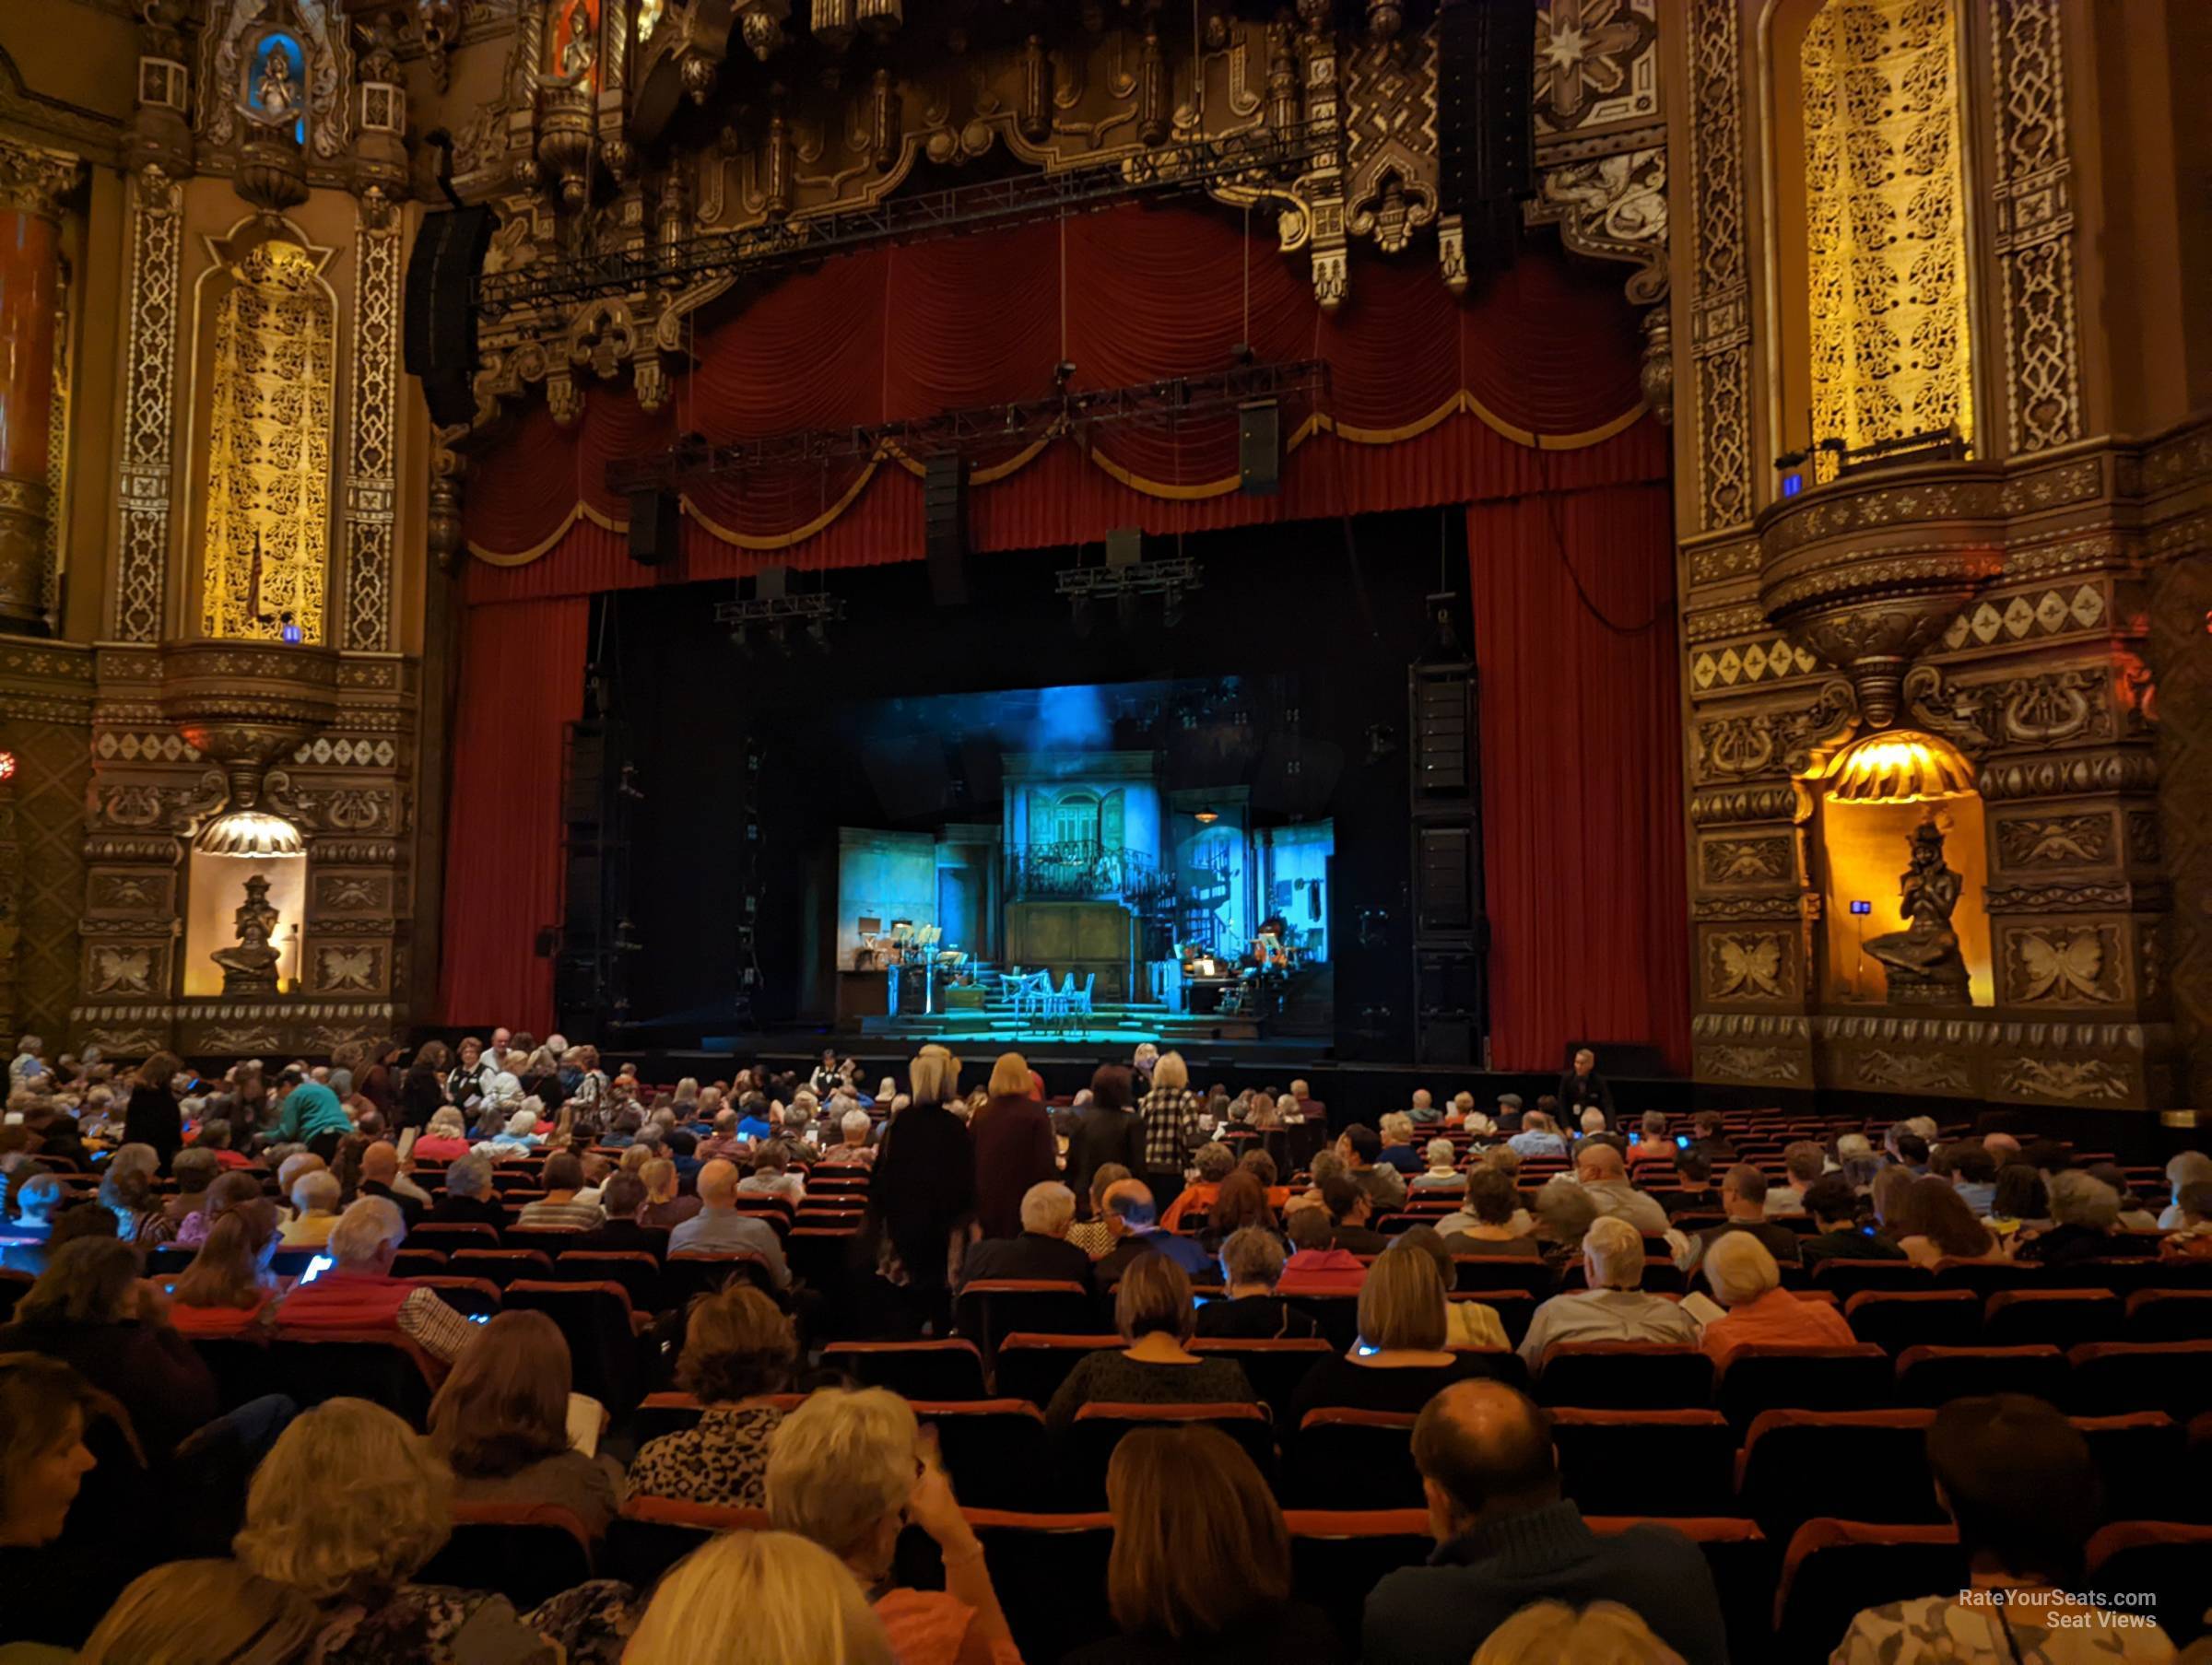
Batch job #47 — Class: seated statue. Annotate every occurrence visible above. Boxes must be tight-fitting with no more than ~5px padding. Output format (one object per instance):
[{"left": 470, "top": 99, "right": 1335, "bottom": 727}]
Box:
[
  {"left": 1866, "top": 816, "right": 1971, "bottom": 1004},
  {"left": 212, "top": 873, "right": 284, "bottom": 994}
]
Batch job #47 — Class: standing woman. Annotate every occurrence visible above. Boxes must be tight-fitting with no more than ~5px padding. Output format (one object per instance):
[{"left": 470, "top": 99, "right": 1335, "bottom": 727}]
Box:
[
  {"left": 359, "top": 1041, "right": 403, "bottom": 1125},
  {"left": 867, "top": 1046, "right": 976, "bottom": 1332},
  {"left": 971, "top": 1051, "right": 1056, "bottom": 1240},
  {"left": 122, "top": 1053, "right": 184, "bottom": 1176},
  {"left": 1067, "top": 1064, "right": 1147, "bottom": 1219},
  {"left": 445, "top": 1037, "right": 492, "bottom": 1111},
  {"left": 398, "top": 1040, "right": 449, "bottom": 1133}
]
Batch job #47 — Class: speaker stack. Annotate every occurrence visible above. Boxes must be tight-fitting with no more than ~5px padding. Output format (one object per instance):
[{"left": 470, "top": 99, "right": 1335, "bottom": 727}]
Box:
[
  {"left": 1436, "top": 0, "right": 1537, "bottom": 280},
  {"left": 401, "top": 206, "right": 494, "bottom": 429}
]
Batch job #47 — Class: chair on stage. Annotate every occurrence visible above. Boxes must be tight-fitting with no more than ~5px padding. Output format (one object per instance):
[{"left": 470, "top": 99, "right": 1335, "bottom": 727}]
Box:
[{"left": 1072, "top": 973, "right": 1095, "bottom": 1016}]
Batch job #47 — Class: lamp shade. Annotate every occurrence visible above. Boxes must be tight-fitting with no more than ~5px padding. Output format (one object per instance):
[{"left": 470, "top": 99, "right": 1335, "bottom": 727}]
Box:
[
  {"left": 1822, "top": 732, "right": 1975, "bottom": 804},
  {"left": 196, "top": 808, "right": 305, "bottom": 858}
]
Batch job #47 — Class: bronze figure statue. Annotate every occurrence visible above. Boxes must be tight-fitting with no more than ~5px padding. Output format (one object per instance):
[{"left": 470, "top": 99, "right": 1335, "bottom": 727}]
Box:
[
  {"left": 1865, "top": 815, "right": 1971, "bottom": 1005},
  {"left": 212, "top": 873, "right": 284, "bottom": 994}
]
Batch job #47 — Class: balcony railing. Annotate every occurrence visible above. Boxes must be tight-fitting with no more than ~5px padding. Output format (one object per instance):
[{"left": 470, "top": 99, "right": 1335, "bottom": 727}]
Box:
[{"left": 1006, "top": 841, "right": 1171, "bottom": 904}]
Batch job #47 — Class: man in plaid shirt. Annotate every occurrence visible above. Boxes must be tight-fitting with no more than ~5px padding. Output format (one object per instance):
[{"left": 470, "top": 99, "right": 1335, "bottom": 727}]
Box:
[{"left": 1136, "top": 1049, "right": 1206, "bottom": 1206}]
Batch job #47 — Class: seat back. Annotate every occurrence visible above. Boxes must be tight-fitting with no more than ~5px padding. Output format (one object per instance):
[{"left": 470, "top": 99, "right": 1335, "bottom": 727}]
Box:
[
  {"left": 822, "top": 1339, "right": 988, "bottom": 1401},
  {"left": 1287, "top": 1409, "right": 1419, "bottom": 1509},
  {"left": 1450, "top": 1256, "right": 1557, "bottom": 1296},
  {"left": 448, "top": 1248, "right": 557, "bottom": 1288},
  {"left": 1285, "top": 1509, "right": 1432, "bottom": 1648},
  {"left": 413, "top": 1275, "right": 504, "bottom": 1318},
  {"left": 991, "top": 1333, "right": 1119, "bottom": 1407},
  {"left": 907, "top": 1400, "right": 1051, "bottom": 1510},
  {"left": 961, "top": 1509, "right": 1117, "bottom": 1662},
  {"left": 1713, "top": 1344, "right": 1893, "bottom": 1430},
  {"left": 503, "top": 1280, "right": 641, "bottom": 1413},
  {"left": 406, "top": 1221, "right": 501, "bottom": 1252},
  {"left": 554, "top": 1249, "right": 663, "bottom": 1312},
  {"left": 1842, "top": 1289, "right": 1981, "bottom": 1355},
  {"left": 605, "top": 1495, "right": 771, "bottom": 1589},
  {"left": 2067, "top": 1340, "right": 2212, "bottom": 1421},
  {"left": 1189, "top": 1338, "right": 1333, "bottom": 1428},
  {"left": 954, "top": 1281, "right": 1100, "bottom": 1357},
  {"left": 1808, "top": 1258, "right": 1934, "bottom": 1297},
  {"left": 268, "top": 1330, "right": 440, "bottom": 1427},
  {"left": 1736, "top": 1410, "right": 1943, "bottom": 1534},
  {"left": 1585, "top": 1515, "right": 1775, "bottom": 1665},
  {"left": 1534, "top": 1343, "right": 1713, "bottom": 1410},
  {"left": 390, "top": 1248, "right": 449, "bottom": 1281},
  {"left": 1894, "top": 1343, "right": 2070, "bottom": 1408},
  {"left": 1282, "top": 1293, "right": 1361, "bottom": 1350},
  {"left": 662, "top": 1252, "right": 779, "bottom": 1307},
  {"left": 418, "top": 1503, "right": 594, "bottom": 1609},
  {"left": 1983, "top": 1288, "right": 2127, "bottom": 1350},
  {"left": 2086, "top": 1521, "right": 2212, "bottom": 1644},
  {"left": 1549, "top": 1409, "right": 1736, "bottom": 1517},
  {"left": 2126, "top": 1289, "right": 2212, "bottom": 1343},
  {"left": 1773, "top": 1519, "right": 1965, "bottom": 1659},
  {"left": 1065, "top": 1401, "right": 1274, "bottom": 1507},
  {"left": 2073, "top": 1413, "right": 2186, "bottom": 1525}
]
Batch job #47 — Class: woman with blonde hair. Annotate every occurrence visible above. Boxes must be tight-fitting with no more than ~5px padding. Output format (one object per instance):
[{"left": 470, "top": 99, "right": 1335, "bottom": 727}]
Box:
[
  {"left": 1066, "top": 1425, "right": 1342, "bottom": 1664},
  {"left": 1135, "top": 1049, "right": 1203, "bottom": 1206},
  {"left": 626, "top": 1529, "right": 894, "bottom": 1665},
  {"left": 866, "top": 1047, "right": 976, "bottom": 1329},
  {"left": 972, "top": 1049, "right": 1055, "bottom": 1240},
  {"left": 768, "top": 1386, "right": 1018, "bottom": 1665},
  {"left": 1288, "top": 1242, "right": 1510, "bottom": 1427},
  {"left": 232, "top": 1397, "right": 559, "bottom": 1662},
  {"left": 426, "top": 1310, "right": 623, "bottom": 1538},
  {"left": 629, "top": 1284, "right": 796, "bottom": 1507},
  {"left": 412, "top": 1105, "right": 474, "bottom": 1162},
  {"left": 1470, "top": 1601, "right": 1685, "bottom": 1665},
  {"left": 78, "top": 1558, "right": 326, "bottom": 1665}
]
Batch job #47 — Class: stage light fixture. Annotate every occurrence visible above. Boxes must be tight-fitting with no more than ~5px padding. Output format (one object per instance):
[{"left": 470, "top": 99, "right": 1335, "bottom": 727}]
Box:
[
  {"left": 1162, "top": 585, "right": 1184, "bottom": 629},
  {"left": 1194, "top": 806, "right": 1219, "bottom": 826}
]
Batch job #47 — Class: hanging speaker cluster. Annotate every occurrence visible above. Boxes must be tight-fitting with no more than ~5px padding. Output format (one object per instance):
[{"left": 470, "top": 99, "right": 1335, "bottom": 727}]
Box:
[
  {"left": 1436, "top": 0, "right": 1537, "bottom": 278},
  {"left": 402, "top": 206, "right": 494, "bottom": 429}
]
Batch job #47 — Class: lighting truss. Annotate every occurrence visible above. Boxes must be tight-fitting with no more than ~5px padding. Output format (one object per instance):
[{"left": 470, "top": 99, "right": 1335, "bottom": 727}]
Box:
[
  {"left": 608, "top": 359, "right": 1327, "bottom": 494},
  {"left": 1055, "top": 555, "right": 1205, "bottom": 602},
  {"left": 713, "top": 592, "right": 844, "bottom": 639},
  {"left": 477, "top": 123, "right": 1326, "bottom": 320}
]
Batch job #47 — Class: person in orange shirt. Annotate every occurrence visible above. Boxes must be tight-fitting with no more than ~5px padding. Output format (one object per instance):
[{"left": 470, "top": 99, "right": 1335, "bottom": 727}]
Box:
[
  {"left": 1276, "top": 1201, "right": 1368, "bottom": 1296},
  {"left": 1696, "top": 1231, "right": 1854, "bottom": 1369},
  {"left": 1159, "top": 1141, "right": 1236, "bottom": 1232}
]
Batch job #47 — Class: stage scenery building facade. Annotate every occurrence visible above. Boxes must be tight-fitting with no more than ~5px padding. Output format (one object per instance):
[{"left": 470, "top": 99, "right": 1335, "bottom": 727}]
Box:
[{"left": 0, "top": 0, "right": 2205, "bottom": 1123}]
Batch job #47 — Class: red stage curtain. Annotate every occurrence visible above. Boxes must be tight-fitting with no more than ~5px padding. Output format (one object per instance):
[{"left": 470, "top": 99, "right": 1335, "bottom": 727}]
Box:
[
  {"left": 436, "top": 596, "right": 590, "bottom": 1031},
  {"left": 1468, "top": 487, "right": 1690, "bottom": 1073}
]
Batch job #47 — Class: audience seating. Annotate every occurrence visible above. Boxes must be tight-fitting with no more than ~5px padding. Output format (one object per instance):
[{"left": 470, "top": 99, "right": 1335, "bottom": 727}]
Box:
[
  {"left": 1893, "top": 1343, "right": 2070, "bottom": 1407},
  {"left": 2125, "top": 1289, "right": 2212, "bottom": 1343},
  {"left": 991, "top": 1333, "right": 1117, "bottom": 1407},
  {"left": 1285, "top": 1293, "right": 1361, "bottom": 1350},
  {"left": 552, "top": 1249, "right": 662, "bottom": 1310},
  {"left": 958, "top": 1510, "right": 1116, "bottom": 1663},
  {"left": 1841, "top": 1289, "right": 1980, "bottom": 1355},
  {"left": 2073, "top": 1413, "right": 2188, "bottom": 1525},
  {"left": 419, "top": 1501, "right": 594, "bottom": 1610},
  {"left": 1288, "top": 1409, "right": 1418, "bottom": 1508},
  {"left": 390, "top": 1248, "right": 449, "bottom": 1280},
  {"left": 1549, "top": 1410, "right": 1737, "bottom": 1518},
  {"left": 820, "top": 1339, "right": 988, "bottom": 1401},
  {"left": 1188, "top": 1338, "right": 1332, "bottom": 1427},
  {"left": 1450, "top": 1257, "right": 1555, "bottom": 1297},
  {"left": 631, "top": 1390, "right": 708, "bottom": 1447},
  {"left": 406, "top": 1222, "right": 501, "bottom": 1253},
  {"left": 1533, "top": 1343, "right": 1714, "bottom": 1410},
  {"left": 1583, "top": 1516, "right": 1775, "bottom": 1665},
  {"left": 1455, "top": 1290, "right": 1535, "bottom": 1345},
  {"left": 1065, "top": 1401, "right": 1275, "bottom": 1507},
  {"left": 266, "top": 1330, "right": 441, "bottom": 1428},
  {"left": 661, "top": 1251, "right": 781, "bottom": 1307},
  {"left": 906, "top": 1399, "right": 1051, "bottom": 1510},
  {"left": 1772, "top": 1519, "right": 1965, "bottom": 1660},
  {"left": 954, "top": 1280, "right": 1099, "bottom": 1356},
  {"left": 2066, "top": 1341, "right": 2212, "bottom": 1422},
  {"left": 1284, "top": 1509, "right": 1432, "bottom": 1649},
  {"left": 2085, "top": 1521, "right": 2212, "bottom": 1644},
  {"left": 447, "top": 1247, "right": 557, "bottom": 1288},
  {"left": 1735, "top": 1410, "right": 1945, "bottom": 1534},
  {"left": 1809, "top": 1259, "right": 1938, "bottom": 1297},
  {"left": 413, "top": 1275, "right": 504, "bottom": 1318},
  {"left": 604, "top": 1495, "right": 770, "bottom": 1590},
  {"left": 1982, "top": 1288, "right": 2127, "bottom": 1350},
  {"left": 503, "top": 1280, "right": 643, "bottom": 1414},
  {"left": 1712, "top": 1344, "right": 1892, "bottom": 1430}
]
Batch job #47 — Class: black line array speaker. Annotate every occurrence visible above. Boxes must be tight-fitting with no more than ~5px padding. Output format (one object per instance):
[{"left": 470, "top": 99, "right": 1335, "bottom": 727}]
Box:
[
  {"left": 1437, "top": 0, "right": 1536, "bottom": 254},
  {"left": 924, "top": 454, "right": 970, "bottom": 605},
  {"left": 1239, "top": 400, "right": 1281, "bottom": 497},
  {"left": 402, "top": 206, "right": 494, "bottom": 429},
  {"left": 627, "top": 488, "right": 681, "bottom": 566}
]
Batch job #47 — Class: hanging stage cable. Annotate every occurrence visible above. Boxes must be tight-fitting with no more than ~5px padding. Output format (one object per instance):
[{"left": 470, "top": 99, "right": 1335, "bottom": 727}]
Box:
[{"left": 474, "top": 123, "right": 1326, "bottom": 320}]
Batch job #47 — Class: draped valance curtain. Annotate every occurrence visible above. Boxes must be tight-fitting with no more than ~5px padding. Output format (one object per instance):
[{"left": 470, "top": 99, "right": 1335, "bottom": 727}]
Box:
[{"left": 442, "top": 205, "right": 1689, "bottom": 1070}]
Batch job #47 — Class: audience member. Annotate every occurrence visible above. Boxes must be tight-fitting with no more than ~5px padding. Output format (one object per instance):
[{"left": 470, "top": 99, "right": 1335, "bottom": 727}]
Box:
[
  {"left": 1439, "top": 1167, "right": 1541, "bottom": 1259},
  {"left": 1530, "top": 1178, "right": 1598, "bottom": 1270},
  {"left": 629, "top": 1284, "right": 794, "bottom": 1507},
  {"left": 1200, "top": 1167, "right": 1280, "bottom": 1250},
  {"left": 1890, "top": 1177, "right": 2008, "bottom": 1268},
  {"left": 1987, "top": 1163, "right": 2052, "bottom": 1243},
  {"left": 1518, "top": 1217, "right": 1700, "bottom": 1370},
  {"left": 0, "top": 1237, "right": 218, "bottom": 1463},
  {"left": 959, "top": 1181, "right": 1093, "bottom": 1286},
  {"left": 429, "top": 1153, "right": 509, "bottom": 1229},
  {"left": 1470, "top": 1601, "right": 1685, "bottom": 1665},
  {"left": 428, "top": 1310, "right": 623, "bottom": 1539},
  {"left": 1160, "top": 1140, "right": 1238, "bottom": 1231},
  {"left": 669, "top": 1160, "right": 792, "bottom": 1289},
  {"left": 2087, "top": 1165, "right": 2159, "bottom": 1233},
  {"left": 868, "top": 1048, "right": 976, "bottom": 1318},
  {"left": 1277, "top": 1202, "right": 1368, "bottom": 1296},
  {"left": 2158, "top": 1151, "right": 2211, "bottom": 1230},
  {"left": 1943, "top": 1143, "right": 2000, "bottom": 1216},
  {"left": 768, "top": 1386, "right": 1019, "bottom": 1665},
  {"left": 1556, "top": 1048, "right": 1615, "bottom": 1127},
  {"left": 735, "top": 1141, "right": 806, "bottom": 1206},
  {"left": 1686, "top": 1111, "right": 1736, "bottom": 1166},
  {"left": 8, "top": 1170, "right": 62, "bottom": 1240},
  {"left": 818, "top": 1107, "right": 878, "bottom": 1169},
  {"left": 1795, "top": 1175, "right": 1905, "bottom": 1268},
  {"left": 1092, "top": 1179, "right": 1213, "bottom": 1287},
  {"left": 1066, "top": 1425, "right": 1347, "bottom": 1665},
  {"left": 1628, "top": 1111, "right": 1676, "bottom": 1169},
  {"left": 1288, "top": 1248, "right": 1510, "bottom": 1426},
  {"left": 1394, "top": 1226, "right": 1507, "bottom": 1348},
  {"left": 1194, "top": 1226, "right": 1322, "bottom": 1340},
  {"left": 278, "top": 1197, "right": 477, "bottom": 1366},
  {"left": 1066, "top": 1163, "right": 1133, "bottom": 1260},
  {"left": 1336, "top": 1124, "right": 1410, "bottom": 1211},
  {"left": 2159, "top": 1181, "right": 2212, "bottom": 1260},
  {"left": 1571, "top": 1143, "right": 1669, "bottom": 1235},
  {"left": 1068, "top": 1064, "right": 1147, "bottom": 1214},
  {"left": 2015, "top": 1170, "right": 2119, "bottom": 1267},
  {"left": 231, "top": 1398, "right": 561, "bottom": 1662},
  {"left": 1697, "top": 1233, "right": 1854, "bottom": 1368},
  {"left": 1406, "top": 1088, "right": 1441, "bottom": 1126},
  {"left": 1408, "top": 1138, "right": 1466, "bottom": 1196},
  {"left": 270, "top": 1070, "right": 351, "bottom": 1161},
  {"left": 1047, "top": 1254, "right": 1254, "bottom": 1434},
  {"left": 1765, "top": 1142, "right": 1825, "bottom": 1215},
  {"left": 159, "top": 1148, "right": 220, "bottom": 1235},
  {"left": 1831, "top": 1394, "right": 2173, "bottom": 1663},
  {"left": 1135, "top": 1049, "right": 1206, "bottom": 1206},
  {"left": 971, "top": 1052, "right": 1056, "bottom": 1239},
  {"left": 1375, "top": 1113, "right": 1423, "bottom": 1176},
  {"left": 169, "top": 1203, "right": 282, "bottom": 1336},
  {"left": 624, "top": 1529, "right": 894, "bottom": 1665},
  {"left": 1319, "top": 1174, "right": 1389, "bottom": 1256},
  {"left": 77, "top": 1557, "right": 325, "bottom": 1665},
  {"left": 1681, "top": 1166, "right": 1802, "bottom": 1272},
  {"left": 1506, "top": 1112, "right": 1567, "bottom": 1161},
  {"left": 1361, "top": 1380, "right": 1727, "bottom": 1665},
  {"left": 121, "top": 1052, "right": 184, "bottom": 1175},
  {"left": 637, "top": 1156, "right": 700, "bottom": 1229},
  {"left": 358, "top": 1140, "right": 429, "bottom": 1225},
  {"left": 277, "top": 1169, "right": 342, "bottom": 1246}
]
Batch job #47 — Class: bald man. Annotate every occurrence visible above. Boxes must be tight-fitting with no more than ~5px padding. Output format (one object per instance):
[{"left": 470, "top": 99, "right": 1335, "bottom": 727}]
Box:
[
  {"left": 1361, "top": 1381, "right": 1728, "bottom": 1665},
  {"left": 665, "top": 1157, "right": 790, "bottom": 1287},
  {"left": 1571, "top": 1141, "right": 1671, "bottom": 1237},
  {"left": 358, "top": 1138, "right": 429, "bottom": 1226}
]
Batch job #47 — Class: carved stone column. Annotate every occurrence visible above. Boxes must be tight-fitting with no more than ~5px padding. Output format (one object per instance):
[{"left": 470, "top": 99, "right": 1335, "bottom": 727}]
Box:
[{"left": 0, "top": 138, "right": 80, "bottom": 635}]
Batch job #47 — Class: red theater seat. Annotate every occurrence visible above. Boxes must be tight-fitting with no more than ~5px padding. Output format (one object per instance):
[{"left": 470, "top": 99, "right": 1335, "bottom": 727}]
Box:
[
  {"left": 1288, "top": 1409, "right": 1419, "bottom": 1509},
  {"left": 420, "top": 1502, "right": 594, "bottom": 1609},
  {"left": 1894, "top": 1343, "right": 2069, "bottom": 1408},
  {"left": 822, "top": 1339, "right": 989, "bottom": 1401},
  {"left": 992, "top": 1333, "right": 1119, "bottom": 1407},
  {"left": 1713, "top": 1344, "right": 1892, "bottom": 1430},
  {"left": 906, "top": 1400, "right": 1051, "bottom": 1510},
  {"left": 2125, "top": 1289, "right": 2212, "bottom": 1343},
  {"left": 2068, "top": 1341, "right": 2212, "bottom": 1421},
  {"left": 1983, "top": 1288, "right": 2126, "bottom": 1350},
  {"left": 1533, "top": 1343, "right": 1713, "bottom": 1410},
  {"left": 1773, "top": 1519, "right": 1965, "bottom": 1660},
  {"left": 954, "top": 1280, "right": 1100, "bottom": 1356},
  {"left": 2086, "top": 1521, "right": 2212, "bottom": 1644},
  {"left": 1842, "top": 1289, "right": 1980, "bottom": 1355},
  {"left": 1735, "top": 1410, "right": 1944, "bottom": 1534},
  {"left": 1065, "top": 1401, "right": 1274, "bottom": 1507},
  {"left": 1550, "top": 1410, "right": 1736, "bottom": 1518},
  {"left": 1189, "top": 1337, "right": 1333, "bottom": 1427}
]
